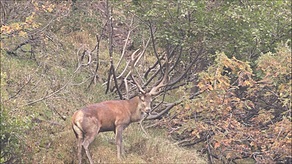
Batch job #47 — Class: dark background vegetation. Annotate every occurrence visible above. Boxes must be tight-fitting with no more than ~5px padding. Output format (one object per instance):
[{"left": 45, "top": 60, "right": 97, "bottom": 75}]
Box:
[{"left": 1, "top": 0, "right": 291, "bottom": 163}]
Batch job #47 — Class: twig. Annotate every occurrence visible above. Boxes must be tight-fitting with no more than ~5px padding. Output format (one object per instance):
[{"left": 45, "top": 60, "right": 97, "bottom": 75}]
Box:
[
  {"left": 25, "top": 80, "right": 69, "bottom": 106},
  {"left": 9, "top": 75, "right": 33, "bottom": 100},
  {"left": 207, "top": 135, "right": 214, "bottom": 164},
  {"left": 44, "top": 100, "right": 66, "bottom": 121}
]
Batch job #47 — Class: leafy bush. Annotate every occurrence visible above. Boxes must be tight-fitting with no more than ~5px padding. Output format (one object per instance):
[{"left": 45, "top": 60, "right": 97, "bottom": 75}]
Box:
[
  {"left": 164, "top": 43, "right": 291, "bottom": 163},
  {"left": 128, "top": 0, "right": 291, "bottom": 62}
]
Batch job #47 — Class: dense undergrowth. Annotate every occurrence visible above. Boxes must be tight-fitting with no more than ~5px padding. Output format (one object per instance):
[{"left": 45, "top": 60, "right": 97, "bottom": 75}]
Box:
[
  {"left": 1, "top": 0, "right": 291, "bottom": 163},
  {"left": 1, "top": 30, "right": 207, "bottom": 164}
]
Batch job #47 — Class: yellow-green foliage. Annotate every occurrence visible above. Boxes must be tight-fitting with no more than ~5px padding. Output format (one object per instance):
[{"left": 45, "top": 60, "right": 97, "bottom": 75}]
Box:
[{"left": 256, "top": 43, "right": 292, "bottom": 107}]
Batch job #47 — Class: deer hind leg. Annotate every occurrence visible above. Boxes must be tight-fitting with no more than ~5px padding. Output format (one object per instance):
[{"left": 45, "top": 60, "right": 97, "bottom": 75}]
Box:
[
  {"left": 72, "top": 123, "right": 84, "bottom": 164},
  {"left": 77, "top": 138, "right": 83, "bottom": 164},
  {"left": 82, "top": 120, "right": 101, "bottom": 164}
]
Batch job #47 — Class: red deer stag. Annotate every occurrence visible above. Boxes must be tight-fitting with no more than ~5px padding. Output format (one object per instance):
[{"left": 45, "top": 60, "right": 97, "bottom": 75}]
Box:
[{"left": 72, "top": 51, "right": 168, "bottom": 164}]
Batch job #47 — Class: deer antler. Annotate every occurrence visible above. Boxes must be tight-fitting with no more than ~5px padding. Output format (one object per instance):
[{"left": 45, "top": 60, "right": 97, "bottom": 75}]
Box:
[
  {"left": 130, "top": 49, "right": 146, "bottom": 94},
  {"left": 149, "top": 54, "right": 169, "bottom": 96}
]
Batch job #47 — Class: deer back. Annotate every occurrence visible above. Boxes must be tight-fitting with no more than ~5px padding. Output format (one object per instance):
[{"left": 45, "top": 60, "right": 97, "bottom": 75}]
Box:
[{"left": 72, "top": 95, "right": 150, "bottom": 133}]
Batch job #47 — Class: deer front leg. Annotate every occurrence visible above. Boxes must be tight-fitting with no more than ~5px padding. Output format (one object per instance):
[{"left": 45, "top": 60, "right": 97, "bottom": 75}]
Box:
[{"left": 115, "top": 125, "right": 125, "bottom": 159}]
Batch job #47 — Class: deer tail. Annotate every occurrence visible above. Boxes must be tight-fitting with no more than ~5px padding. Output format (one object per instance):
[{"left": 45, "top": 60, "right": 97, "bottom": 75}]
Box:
[
  {"left": 72, "top": 112, "right": 84, "bottom": 138},
  {"left": 72, "top": 118, "right": 84, "bottom": 139}
]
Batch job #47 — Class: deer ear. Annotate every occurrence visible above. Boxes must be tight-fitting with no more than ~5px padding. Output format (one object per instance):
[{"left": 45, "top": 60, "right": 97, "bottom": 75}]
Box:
[{"left": 139, "top": 92, "right": 145, "bottom": 101}]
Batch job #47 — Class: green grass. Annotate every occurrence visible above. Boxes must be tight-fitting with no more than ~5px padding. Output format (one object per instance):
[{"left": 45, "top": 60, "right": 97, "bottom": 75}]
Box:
[{"left": 37, "top": 122, "right": 207, "bottom": 164}]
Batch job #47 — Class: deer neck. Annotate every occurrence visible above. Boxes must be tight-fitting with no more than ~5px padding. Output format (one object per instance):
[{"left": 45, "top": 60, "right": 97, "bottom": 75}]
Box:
[{"left": 128, "top": 96, "right": 143, "bottom": 122}]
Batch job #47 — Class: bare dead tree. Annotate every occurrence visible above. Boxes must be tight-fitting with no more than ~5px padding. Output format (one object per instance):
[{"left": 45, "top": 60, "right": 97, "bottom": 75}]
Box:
[
  {"left": 85, "top": 1, "right": 207, "bottom": 120},
  {"left": 87, "top": 22, "right": 107, "bottom": 90},
  {"left": 104, "top": 0, "right": 122, "bottom": 99}
]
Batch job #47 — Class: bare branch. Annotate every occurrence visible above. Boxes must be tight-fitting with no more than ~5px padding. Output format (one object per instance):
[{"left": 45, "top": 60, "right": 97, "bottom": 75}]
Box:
[
  {"left": 19, "top": 48, "right": 94, "bottom": 108},
  {"left": 149, "top": 21, "right": 162, "bottom": 69},
  {"left": 9, "top": 74, "right": 33, "bottom": 100},
  {"left": 104, "top": 1, "right": 122, "bottom": 99},
  {"left": 147, "top": 100, "right": 182, "bottom": 120},
  {"left": 24, "top": 80, "right": 69, "bottom": 106}
]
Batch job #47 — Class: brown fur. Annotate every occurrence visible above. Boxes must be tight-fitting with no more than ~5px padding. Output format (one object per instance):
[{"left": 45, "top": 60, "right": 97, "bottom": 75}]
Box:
[{"left": 72, "top": 94, "right": 152, "bottom": 164}]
